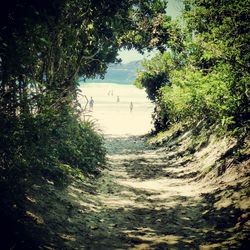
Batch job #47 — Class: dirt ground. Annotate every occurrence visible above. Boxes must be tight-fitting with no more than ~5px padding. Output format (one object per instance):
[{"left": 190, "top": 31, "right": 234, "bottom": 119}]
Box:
[{"left": 21, "top": 130, "right": 249, "bottom": 250}]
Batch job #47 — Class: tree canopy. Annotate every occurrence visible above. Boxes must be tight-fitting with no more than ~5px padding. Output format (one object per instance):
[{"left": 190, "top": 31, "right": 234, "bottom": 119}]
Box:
[
  {"left": 0, "top": 0, "right": 170, "bottom": 234},
  {"left": 135, "top": 0, "right": 250, "bottom": 133}
]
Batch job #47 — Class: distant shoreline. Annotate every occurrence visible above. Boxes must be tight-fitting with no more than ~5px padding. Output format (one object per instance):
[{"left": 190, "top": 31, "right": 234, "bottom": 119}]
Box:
[{"left": 78, "top": 80, "right": 133, "bottom": 85}]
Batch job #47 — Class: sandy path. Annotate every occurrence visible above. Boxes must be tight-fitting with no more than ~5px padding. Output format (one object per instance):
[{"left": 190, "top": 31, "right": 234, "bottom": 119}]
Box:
[
  {"left": 94, "top": 136, "right": 206, "bottom": 249},
  {"left": 26, "top": 133, "right": 248, "bottom": 249},
  {"left": 54, "top": 134, "right": 246, "bottom": 250}
]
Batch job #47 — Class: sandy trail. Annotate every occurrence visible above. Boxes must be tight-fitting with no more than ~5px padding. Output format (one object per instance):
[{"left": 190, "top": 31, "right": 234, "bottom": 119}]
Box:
[
  {"left": 25, "top": 127, "right": 249, "bottom": 249},
  {"left": 57, "top": 134, "right": 246, "bottom": 250},
  {"left": 93, "top": 135, "right": 206, "bottom": 249}
]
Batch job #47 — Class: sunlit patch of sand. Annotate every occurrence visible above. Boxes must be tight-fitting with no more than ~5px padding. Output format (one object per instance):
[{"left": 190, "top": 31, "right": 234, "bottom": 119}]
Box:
[
  {"left": 117, "top": 178, "right": 203, "bottom": 198},
  {"left": 123, "top": 227, "right": 184, "bottom": 249},
  {"left": 26, "top": 211, "right": 44, "bottom": 224},
  {"left": 67, "top": 185, "right": 101, "bottom": 212},
  {"left": 59, "top": 233, "right": 76, "bottom": 241},
  {"left": 199, "top": 243, "right": 224, "bottom": 250},
  {"left": 100, "top": 195, "right": 137, "bottom": 208}
]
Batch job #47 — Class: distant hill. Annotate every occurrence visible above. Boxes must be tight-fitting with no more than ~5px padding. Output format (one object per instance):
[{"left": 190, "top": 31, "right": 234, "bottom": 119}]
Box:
[{"left": 80, "top": 60, "right": 142, "bottom": 84}]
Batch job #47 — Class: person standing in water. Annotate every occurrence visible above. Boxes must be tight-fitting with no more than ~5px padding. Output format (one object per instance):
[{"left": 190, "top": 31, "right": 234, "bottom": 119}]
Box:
[
  {"left": 89, "top": 97, "right": 94, "bottom": 111},
  {"left": 130, "top": 101, "right": 133, "bottom": 112}
]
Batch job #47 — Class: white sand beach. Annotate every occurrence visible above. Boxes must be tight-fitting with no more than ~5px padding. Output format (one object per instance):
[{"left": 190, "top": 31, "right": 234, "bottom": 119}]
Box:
[{"left": 78, "top": 83, "right": 154, "bottom": 136}]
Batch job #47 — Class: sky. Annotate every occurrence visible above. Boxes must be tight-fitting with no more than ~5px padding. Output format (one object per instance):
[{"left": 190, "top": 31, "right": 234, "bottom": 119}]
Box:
[
  {"left": 118, "top": 49, "right": 154, "bottom": 64},
  {"left": 118, "top": 0, "right": 183, "bottom": 64}
]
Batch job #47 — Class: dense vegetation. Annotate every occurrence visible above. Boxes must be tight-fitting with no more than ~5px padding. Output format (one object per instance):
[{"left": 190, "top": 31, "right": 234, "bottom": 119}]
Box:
[
  {"left": 135, "top": 0, "right": 249, "bottom": 134},
  {"left": 0, "top": 0, "right": 169, "bottom": 245}
]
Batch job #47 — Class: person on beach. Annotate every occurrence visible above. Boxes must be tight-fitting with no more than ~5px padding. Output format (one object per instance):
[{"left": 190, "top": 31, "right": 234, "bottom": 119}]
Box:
[
  {"left": 130, "top": 101, "right": 133, "bottom": 112},
  {"left": 117, "top": 96, "right": 120, "bottom": 103},
  {"left": 89, "top": 97, "right": 94, "bottom": 111}
]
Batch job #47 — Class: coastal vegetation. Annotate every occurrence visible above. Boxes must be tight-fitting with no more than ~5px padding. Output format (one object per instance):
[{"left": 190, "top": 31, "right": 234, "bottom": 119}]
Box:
[{"left": 135, "top": 0, "right": 249, "bottom": 135}]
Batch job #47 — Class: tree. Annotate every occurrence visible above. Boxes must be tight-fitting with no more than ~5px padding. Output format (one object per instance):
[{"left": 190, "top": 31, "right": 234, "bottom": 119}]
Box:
[
  {"left": 135, "top": 0, "right": 250, "bottom": 132},
  {"left": 0, "top": 1, "right": 170, "bottom": 246}
]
